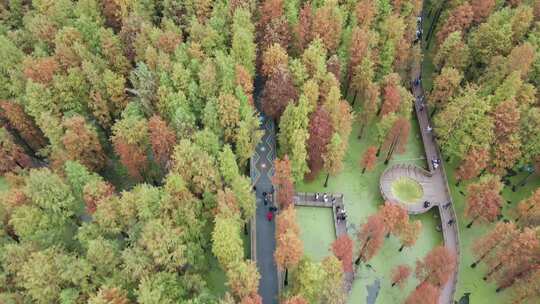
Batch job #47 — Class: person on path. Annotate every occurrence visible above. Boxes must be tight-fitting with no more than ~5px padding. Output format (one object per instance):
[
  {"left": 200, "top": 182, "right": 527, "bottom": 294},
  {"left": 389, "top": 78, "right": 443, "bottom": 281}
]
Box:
[{"left": 267, "top": 211, "right": 273, "bottom": 221}]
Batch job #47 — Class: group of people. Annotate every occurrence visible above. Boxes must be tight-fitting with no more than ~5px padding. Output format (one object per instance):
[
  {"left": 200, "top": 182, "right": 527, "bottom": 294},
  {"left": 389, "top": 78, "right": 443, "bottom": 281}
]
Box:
[
  {"left": 262, "top": 190, "right": 278, "bottom": 221},
  {"left": 414, "top": 16, "right": 423, "bottom": 43},
  {"left": 314, "top": 192, "right": 339, "bottom": 204},
  {"left": 336, "top": 205, "right": 347, "bottom": 221},
  {"left": 431, "top": 158, "right": 441, "bottom": 169}
]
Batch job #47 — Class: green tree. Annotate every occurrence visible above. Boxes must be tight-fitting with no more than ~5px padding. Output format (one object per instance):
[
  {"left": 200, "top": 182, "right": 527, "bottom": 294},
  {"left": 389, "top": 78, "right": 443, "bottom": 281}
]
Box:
[
  {"left": 212, "top": 214, "right": 244, "bottom": 270},
  {"left": 293, "top": 258, "right": 325, "bottom": 303},
  {"left": 231, "top": 8, "right": 256, "bottom": 76},
  {"left": 323, "top": 133, "right": 346, "bottom": 187}
]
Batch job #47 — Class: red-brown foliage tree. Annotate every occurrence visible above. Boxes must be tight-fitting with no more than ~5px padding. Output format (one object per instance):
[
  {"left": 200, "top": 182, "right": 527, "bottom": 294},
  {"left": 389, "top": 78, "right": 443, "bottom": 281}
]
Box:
[
  {"left": 283, "top": 295, "right": 308, "bottom": 304},
  {"left": 62, "top": 116, "right": 107, "bottom": 172},
  {"left": 405, "top": 282, "right": 440, "bottom": 304},
  {"left": 0, "top": 101, "right": 47, "bottom": 152},
  {"left": 273, "top": 156, "right": 295, "bottom": 209},
  {"left": 326, "top": 55, "right": 341, "bottom": 82},
  {"left": 83, "top": 180, "right": 115, "bottom": 214},
  {"left": 355, "top": 0, "right": 376, "bottom": 28},
  {"left": 465, "top": 175, "right": 503, "bottom": 228},
  {"left": 415, "top": 246, "right": 457, "bottom": 287},
  {"left": 260, "top": 16, "right": 291, "bottom": 51},
  {"left": 484, "top": 228, "right": 539, "bottom": 291},
  {"left": 240, "top": 293, "right": 263, "bottom": 304},
  {"left": 470, "top": 0, "right": 496, "bottom": 24},
  {"left": 436, "top": 3, "right": 474, "bottom": 45},
  {"left": 455, "top": 147, "right": 489, "bottom": 184},
  {"left": 360, "top": 146, "right": 378, "bottom": 173},
  {"left": 236, "top": 65, "right": 254, "bottom": 106},
  {"left": 275, "top": 206, "right": 303, "bottom": 286},
  {"left": 391, "top": 264, "right": 411, "bottom": 288},
  {"left": 0, "top": 128, "right": 32, "bottom": 174},
  {"left": 471, "top": 222, "right": 518, "bottom": 268},
  {"left": 515, "top": 188, "right": 540, "bottom": 226},
  {"left": 346, "top": 27, "right": 369, "bottom": 93},
  {"left": 332, "top": 234, "right": 354, "bottom": 272},
  {"left": 306, "top": 106, "right": 333, "bottom": 179},
  {"left": 312, "top": 2, "right": 342, "bottom": 54},
  {"left": 148, "top": 115, "right": 176, "bottom": 170},
  {"left": 355, "top": 214, "right": 386, "bottom": 265},
  {"left": 102, "top": 0, "right": 123, "bottom": 31},
  {"left": 379, "top": 202, "right": 408, "bottom": 237},
  {"left": 380, "top": 82, "right": 401, "bottom": 117},
  {"left": 491, "top": 99, "right": 521, "bottom": 175},
  {"left": 261, "top": 66, "right": 298, "bottom": 120},
  {"left": 296, "top": 3, "right": 313, "bottom": 51},
  {"left": 22, "top": 57, "right": 59, "bottom": 85},
  {"left": 382, "top": 117, "right": 410, "bottom": 158}
]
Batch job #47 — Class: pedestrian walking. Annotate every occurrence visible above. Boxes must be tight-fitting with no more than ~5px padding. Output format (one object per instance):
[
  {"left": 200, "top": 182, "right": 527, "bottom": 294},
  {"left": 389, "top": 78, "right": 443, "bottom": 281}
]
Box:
[
  {"left": 448, "top": 219, "right": 454, "bottom": 225},
  {"left": 443, "top": 202, "right": 451, "bottom": 209},
  {"left": 267, "top": 211, "right": 273, "bottom": 221}
]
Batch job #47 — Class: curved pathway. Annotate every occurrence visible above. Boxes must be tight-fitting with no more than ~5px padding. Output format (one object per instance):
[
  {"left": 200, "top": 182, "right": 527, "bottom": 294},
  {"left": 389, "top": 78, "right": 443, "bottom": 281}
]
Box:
[
  {"left": 378, "top": 52, "right": 461, "bottom": 303},
  {"left": 250, "top": 76, "right": 279, "bottom": 304}
]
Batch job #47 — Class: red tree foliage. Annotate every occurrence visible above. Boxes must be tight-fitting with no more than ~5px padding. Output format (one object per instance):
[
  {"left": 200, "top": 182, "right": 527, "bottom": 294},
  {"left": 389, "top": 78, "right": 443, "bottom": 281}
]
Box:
[
  {"left": 273, "top": 156, "right": 295, "bottom": 209},
  {"left": 23, "top": 57, "right": 59, "bottom": 85},
  {"left": 62, "top": 116, "right": 107, "bottom": 171},
  {"left": 307, "top": 106, "right": 333, "bottom": 179},
  {"left": 312, "top": 3, "right": 342, "bottom": 53},
  {"left": 102, "top": 0, "right": 123, "bottom": 31},
  {"left": 415, "top": 246, "right": 457, "bottom": 287},
  {"left": 436, "top": 3, "right": 474, "bottom": 45},
  {"left": 356, "top": 214, "right": 386, "bottom": 264},
  {"left": 516, "top": 188, "right": 540, "bottom": 225},
  {"left": 283, "top": 296, "right": 308, "bottom": 304},
  {"left": 0, "top": 101, "right": 47, "bottom": 152},
  {"left": 113, "top": 140, "right": 148, "bottom": 181},
  {"left": 405, "top": 282, "right": 440, "bottom": 304},
  {"left": 493, "top": 99, "right": 520, "bottom": 139},
  {"left": 236, "top": 65, "right": 254, "bottom": 106},
  {"left": 83, "top": 180, "right": 115, "bottom": 214},
  {"left": 379, "top": 202, "right": 408, "bottom": 236},
  {"left": 472, "top": 222, "right": 518, "bottom": 268},
  {"left": 391, "top": 264, "right": 411, "bottom": 288},
  {"left": 0, "top": 128, "right": 32, "bottom": 174},
  {"left": 261, "top": 16, "right": 291, "bottom": 51},
  {"left": 470, "top": 0, "right": 496, "bottom": 24},
  {"left": 382, "top": 117, "right": 410, "bottom": 154},
  {"left": 148, "top": 115, "right": 176, "bottom": 170},
  {"left": 296, "top": 3, "right": 313, "bottom": 51},
  {"left": 261, "top": 66, "right": 298, "bottom": 120},
  {"left": 355, "top": 0, "right": 376, "bottom": 28},
  {"left": 380, "top": 83, "right": 401, "bottom": 116},
  {"left": 465, "top": 176, "right": 503, "bottom": 227},
  {"left": 240, "top": 293, "right": 263, "bottom": 304},
  {"left": 332, "top": 234, "right": 354, "bottom": 272},
  {"left": 455, "top": 148, "right": 489, "bottom": 183},
  {"left": 360, "top": 146, "right": 378, "bottom": 173},
  {"left": 485, "top": 228, "right": 539, "bottom": 290},
  {"left": 347, "top": 27, "right": 370, "bottom": 90}
]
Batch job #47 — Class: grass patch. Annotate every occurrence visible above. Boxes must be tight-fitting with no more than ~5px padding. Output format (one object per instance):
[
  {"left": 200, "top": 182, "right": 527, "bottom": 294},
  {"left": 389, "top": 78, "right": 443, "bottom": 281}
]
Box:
[
  {"left": 296, "top": 206, "right": 336, "bottom": 262},
  {"left": 391, "top": 177, "right": 424, "bottom": 204},
  {"left": 0, "top": 176, "right": 8, "bottom": 192}
]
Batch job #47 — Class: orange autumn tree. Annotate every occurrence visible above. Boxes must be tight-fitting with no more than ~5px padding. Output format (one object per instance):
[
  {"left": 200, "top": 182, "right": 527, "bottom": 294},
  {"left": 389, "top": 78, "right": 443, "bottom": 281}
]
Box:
[
  {"left": 515, "top": 188, "right": 540, "bottom": 226},
  {"left": 465, "top": 175, "right": 503, "bottom": 228},
  {"left": 405, "top": 282, "right": 440, "bottom": 304},
  {"left": 391, "top": 264, "right": 411, "bottom": 288},
  {"left": 62, "top": 115, "right": 106, "bottom": 172},
  {"left": 471, "top": 222, "right": 518, "bottom": 268},
  {"left": 0, "top": 101, "right": 47, "bottom": 153},
  {"left": 273, "top": 156, "right": 295, "bottom": 209},
  {"left": 148, "top": 115, "right": 176, "bottom": 170},
  {"left": 355, "top": 214, "right": 386, "bottom": 265},
  {"left": 331, "top": 234, "right": 354, "bottom": 272},
  {"left": 455, "top": 147, "right": 490, "bottom": 186},
  {"left": 275, "top": 206, "right": 303, "bottom": 286},
  {"left": 415, "top": 246, "right": 457, "bottom": 287},
  {"left": 360, "top": 146, "right": 378, "bottom": 173}
]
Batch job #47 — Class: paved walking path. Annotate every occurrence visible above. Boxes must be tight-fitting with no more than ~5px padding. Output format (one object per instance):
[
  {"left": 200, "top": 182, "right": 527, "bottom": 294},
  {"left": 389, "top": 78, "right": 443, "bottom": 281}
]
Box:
[
  {"left": 250, "top": 77, "right": 279, "bottom": 304},
  {"left": 378, "top": 62, "right": 460, "bottom": 303},
  {"left": 293, "top": 192, "right": 355, "bottom": 293}
]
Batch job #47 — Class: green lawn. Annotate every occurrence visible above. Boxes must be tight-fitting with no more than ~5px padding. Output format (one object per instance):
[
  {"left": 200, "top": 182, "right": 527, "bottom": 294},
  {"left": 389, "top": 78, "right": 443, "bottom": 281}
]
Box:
[
  {"left": 297, "top": 206, "right": 336, "bottom": 262},
  {"left": 297, "top": 118, "right": 443, "bottom": 303},
  {"left": 391, "top": 177, "right": 424, "bottom": 204}
]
